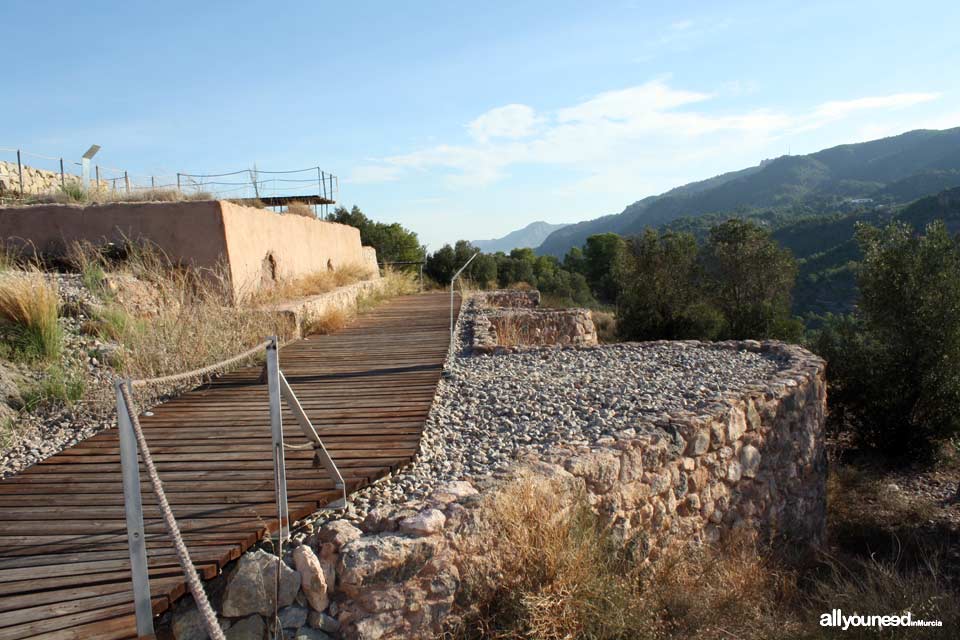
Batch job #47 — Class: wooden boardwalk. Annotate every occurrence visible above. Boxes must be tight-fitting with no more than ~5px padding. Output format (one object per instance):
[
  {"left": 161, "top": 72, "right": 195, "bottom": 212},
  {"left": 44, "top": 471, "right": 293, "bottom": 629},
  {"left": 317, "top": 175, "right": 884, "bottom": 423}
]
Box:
[{"left": 0, "top": 292, "right": 458, "bottom": 639}]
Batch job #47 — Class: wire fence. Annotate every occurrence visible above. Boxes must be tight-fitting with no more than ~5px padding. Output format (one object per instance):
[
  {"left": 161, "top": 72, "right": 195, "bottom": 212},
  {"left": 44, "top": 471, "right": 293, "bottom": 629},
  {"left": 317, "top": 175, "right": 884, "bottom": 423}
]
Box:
[
  {"left": 0, "top": 147, "right": 339, "bottom": 211},
  {"left": 177, "top": 166, "right": 339, "bottom": 203}
]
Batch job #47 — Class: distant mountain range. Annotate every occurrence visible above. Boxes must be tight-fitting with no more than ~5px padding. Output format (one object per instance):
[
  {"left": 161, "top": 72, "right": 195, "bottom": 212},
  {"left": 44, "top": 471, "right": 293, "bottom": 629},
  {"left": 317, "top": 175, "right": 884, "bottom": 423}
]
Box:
[
  {"left": 536, "top": 127, "right": 960, "bottom": 256},
  {"left": 472, "top": 221, "right": 569, "bottom": 253}
]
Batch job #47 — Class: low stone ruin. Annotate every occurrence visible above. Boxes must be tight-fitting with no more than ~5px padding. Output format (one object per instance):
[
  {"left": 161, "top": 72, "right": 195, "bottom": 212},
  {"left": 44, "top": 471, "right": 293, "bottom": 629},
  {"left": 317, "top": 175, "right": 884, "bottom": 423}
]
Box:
[{"left": 471, "top": 290, "right": 598, "bottom": 353}]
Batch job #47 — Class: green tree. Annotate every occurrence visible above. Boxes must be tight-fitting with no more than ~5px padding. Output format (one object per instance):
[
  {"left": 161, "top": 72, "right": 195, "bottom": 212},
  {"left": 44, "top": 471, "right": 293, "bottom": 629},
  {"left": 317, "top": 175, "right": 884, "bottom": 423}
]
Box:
[
  {"left": 326, "top": 205, "right": 425, "bottom": 264},
  {"left": 816, "top": 221, "right": 960, "bottom": 455},
  {"left": 701, "top": 219, "right": 801, "bottom": 340},
  {"left": 616, "top": 229, "right": 724, "bottom": 340},
  {"left": 425, "top": 244, "right": 457, "bottom": 283},
  {"left": 583, "top": 233, "right": 626, "bottom": 303},
  {"left": 562, "top": 246, "right": 587, "bottom": 275}
]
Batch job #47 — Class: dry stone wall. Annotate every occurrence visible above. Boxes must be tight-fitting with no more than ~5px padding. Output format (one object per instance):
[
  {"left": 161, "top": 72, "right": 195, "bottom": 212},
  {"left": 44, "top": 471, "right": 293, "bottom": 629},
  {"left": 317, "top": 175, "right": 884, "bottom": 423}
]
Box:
[
  {"left": 471, "top": 289, "right": 598, "bottom": 353},
  {"left": 0, "top": 161, "right": 108, "bottom": 197},
  {"left": 164, "top": 341, "right": 826, "bottom": 640}
]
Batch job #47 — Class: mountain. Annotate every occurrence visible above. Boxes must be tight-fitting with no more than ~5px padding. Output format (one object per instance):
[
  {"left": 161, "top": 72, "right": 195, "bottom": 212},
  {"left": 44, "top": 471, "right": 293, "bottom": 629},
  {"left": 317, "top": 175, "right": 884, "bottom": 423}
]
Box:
[
  {"left": 537, "top": 127, "right": 960, "bottom": 257},
  {"left": 473, "top": 221, "right": 570, "bottom": 253},
  {"left": 776, "top": 187, "right": 960, "bottom": 319}
]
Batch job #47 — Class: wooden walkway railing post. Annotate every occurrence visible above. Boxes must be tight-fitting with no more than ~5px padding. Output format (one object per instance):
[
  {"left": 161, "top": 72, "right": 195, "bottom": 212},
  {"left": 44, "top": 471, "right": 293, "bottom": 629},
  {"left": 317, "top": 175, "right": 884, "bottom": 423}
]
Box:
[{"left": 115, "top": 379, "right": 155, "bottom": 638}]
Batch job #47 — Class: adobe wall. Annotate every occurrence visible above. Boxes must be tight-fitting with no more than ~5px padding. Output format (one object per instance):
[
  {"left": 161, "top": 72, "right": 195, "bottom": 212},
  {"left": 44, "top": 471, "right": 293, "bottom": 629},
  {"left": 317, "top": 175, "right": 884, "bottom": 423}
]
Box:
[
  {"left": 217, "top": 201, "right": 371, "bottom": 299},
  {"left": 0, "top": 200, "right": 376, "bottom": 300}
]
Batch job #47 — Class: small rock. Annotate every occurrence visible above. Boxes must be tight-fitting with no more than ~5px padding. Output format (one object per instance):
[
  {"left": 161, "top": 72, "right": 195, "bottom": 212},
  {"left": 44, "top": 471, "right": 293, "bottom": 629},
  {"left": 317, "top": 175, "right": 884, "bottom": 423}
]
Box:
[
  {"left": 292, "top": 545, "right": 329, "bottom": 612},
  {"left": 224, "top": 614, "right": 265, "bottom": 640},
  {"left": 399, "top": 508, "right": 446, "bottom": 536},
  {"left": 278, "top": 605, "right": 308, "bottom": 629},
  {"left": 221, "top": 550, "right": 301, "bottom": 618},
  {"left": 307, "top": 611, "right": 340, "bottom": 633}
]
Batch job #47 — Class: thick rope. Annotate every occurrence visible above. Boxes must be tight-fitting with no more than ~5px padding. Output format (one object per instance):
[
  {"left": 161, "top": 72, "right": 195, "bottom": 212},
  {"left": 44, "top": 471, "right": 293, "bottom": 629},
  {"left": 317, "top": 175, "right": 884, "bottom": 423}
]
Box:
[
  {"left": 130, "top": 340, "right": 271, "bottom": 388},
  {"left": 119, "top": 383, "right": 226, "bottom": 640}
]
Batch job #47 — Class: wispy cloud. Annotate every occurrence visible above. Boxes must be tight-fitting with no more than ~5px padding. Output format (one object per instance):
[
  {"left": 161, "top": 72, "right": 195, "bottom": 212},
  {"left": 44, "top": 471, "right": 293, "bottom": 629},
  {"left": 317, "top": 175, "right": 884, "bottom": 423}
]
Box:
[
  {"left": 468, "top": 104, "right": 543, "bottom": 142},
  {"left": 349, "top": 80, "right": 944, "bottom": 194}
]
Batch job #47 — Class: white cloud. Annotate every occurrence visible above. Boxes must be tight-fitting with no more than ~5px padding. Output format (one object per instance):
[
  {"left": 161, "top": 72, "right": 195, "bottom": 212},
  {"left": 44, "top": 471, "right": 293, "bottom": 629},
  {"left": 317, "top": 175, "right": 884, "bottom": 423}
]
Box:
[
  {"left": 812, "top": 92, "right": 940, "bottom": 121},
  {"left": 468, "top": 104, "right": 543, "bottom": 142},
  {"left": 352, "top": 81, "right": 944, "bottom": 190}
]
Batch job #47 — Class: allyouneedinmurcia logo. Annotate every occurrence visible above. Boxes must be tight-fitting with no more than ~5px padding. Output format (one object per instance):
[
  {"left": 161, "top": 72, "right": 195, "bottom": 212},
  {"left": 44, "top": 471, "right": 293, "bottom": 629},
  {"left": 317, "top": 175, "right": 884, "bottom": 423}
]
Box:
[{"left": 820, "top": 609, "right": 943, "bottom": 630}]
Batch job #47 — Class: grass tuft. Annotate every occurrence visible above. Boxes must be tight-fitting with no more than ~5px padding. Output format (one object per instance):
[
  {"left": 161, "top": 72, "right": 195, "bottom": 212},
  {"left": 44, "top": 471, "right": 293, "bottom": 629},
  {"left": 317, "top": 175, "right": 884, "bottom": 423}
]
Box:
[
  {"left": 302, "top": 307, "right": 351, "bottom": 336},
  {"left": 285, "top": 201, "right": 317, "bottom": 218},
  {"left": 21, "top": 362, "right": 86, "bottom": 410},
  {"left": 0, "top": 270, "right": 62, "bottom": 361}
]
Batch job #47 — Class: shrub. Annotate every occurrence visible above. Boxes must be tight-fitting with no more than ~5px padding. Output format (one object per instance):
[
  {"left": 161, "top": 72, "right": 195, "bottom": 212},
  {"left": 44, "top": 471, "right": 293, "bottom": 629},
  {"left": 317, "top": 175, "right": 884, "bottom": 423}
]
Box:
[
  {"left": 0, "top": 270, "right": 62, "bottom": 361},
  {"left": 815, "top": 221, "right": 960, "bottom": 455}
]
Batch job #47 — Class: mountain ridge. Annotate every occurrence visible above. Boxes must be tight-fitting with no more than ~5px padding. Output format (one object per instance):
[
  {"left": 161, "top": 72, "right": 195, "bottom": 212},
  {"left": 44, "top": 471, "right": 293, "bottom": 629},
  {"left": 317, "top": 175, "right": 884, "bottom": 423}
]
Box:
[
  {"left": 472, "top": 220, "right": 570, "bottom": 253},
  {"left": 536, "top": 127, "right": 960, "bottom": 256}
]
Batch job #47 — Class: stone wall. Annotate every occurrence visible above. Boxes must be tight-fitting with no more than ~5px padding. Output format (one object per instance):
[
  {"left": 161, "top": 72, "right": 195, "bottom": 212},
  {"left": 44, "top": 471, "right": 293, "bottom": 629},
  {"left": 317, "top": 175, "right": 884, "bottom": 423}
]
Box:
[
  {"left": 475, "top": 289, "right": 540, "bottom": 308},
  {"left": 472, "top": 307, "right": 598, "bottom": 353},
  {"left": 165, "top": 340, "right": 826, "bottom": 640},
  {"left": 0, "top": 161, "right": 109, "bottom": 197}
]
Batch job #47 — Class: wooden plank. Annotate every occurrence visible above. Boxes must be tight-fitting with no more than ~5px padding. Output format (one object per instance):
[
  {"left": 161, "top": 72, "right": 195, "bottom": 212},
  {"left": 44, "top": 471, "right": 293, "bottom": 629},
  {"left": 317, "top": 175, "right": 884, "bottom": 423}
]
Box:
[{"left": 0, "top": 292, "right": 458, "bottom": 638}]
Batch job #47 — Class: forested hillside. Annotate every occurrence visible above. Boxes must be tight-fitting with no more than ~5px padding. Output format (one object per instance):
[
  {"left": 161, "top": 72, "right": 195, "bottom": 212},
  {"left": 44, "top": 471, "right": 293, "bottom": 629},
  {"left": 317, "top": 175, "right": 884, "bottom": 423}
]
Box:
[{"left": 538, "top": 127, "right": 960, "bottom": 257}]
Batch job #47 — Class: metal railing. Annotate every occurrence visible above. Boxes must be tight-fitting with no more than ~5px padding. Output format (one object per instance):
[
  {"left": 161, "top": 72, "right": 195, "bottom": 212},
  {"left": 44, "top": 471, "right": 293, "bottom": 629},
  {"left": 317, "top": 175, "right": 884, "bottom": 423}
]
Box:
[
  {"left": 114, "top": 336, "right": 344, "bottom": 637},
  {"left": 444, "top": 251, "right": 480, "bottom": 373}
]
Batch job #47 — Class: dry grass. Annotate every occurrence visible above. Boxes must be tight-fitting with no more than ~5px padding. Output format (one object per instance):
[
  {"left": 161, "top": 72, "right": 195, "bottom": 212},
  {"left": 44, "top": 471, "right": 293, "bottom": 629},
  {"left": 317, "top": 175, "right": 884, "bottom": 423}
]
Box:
[
  {"left": 356, "top": 266, "right": 419, "bottom": 313},
  {"left": 285, "top": 201, "right": 317, "bottom": 218},
  {"left": 249, "top": 262, "right": 376, "bottom": 306},
  {"left": 452, "top": 472, "right": 798, "bottom": 640},
  {"left": 70, "top": 241, "right": 289, "bottom": 381},
  {"left": 27, "top": 186, "right": 213, "bottom": 206},
  {"left": 0, "top": 269, "right": 62, "bottom": 361},
  {"left": 489, "top": 315, "right": 533, "bottom": 347},
  {"left": 450, "top": 469, "right": 960, "bottom": 640},
  {"left": 301, "top": 307, "right": 351, "bottom": 336},
  {"left": 592, "top": 310, "right": 618, "bottom": 343}
]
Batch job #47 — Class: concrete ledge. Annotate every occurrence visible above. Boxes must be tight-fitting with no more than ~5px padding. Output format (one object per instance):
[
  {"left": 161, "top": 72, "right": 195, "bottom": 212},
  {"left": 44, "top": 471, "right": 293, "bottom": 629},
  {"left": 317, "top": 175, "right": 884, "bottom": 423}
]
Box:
[{"left": 264, "top": 279, "right": 385, "bottom": 339}]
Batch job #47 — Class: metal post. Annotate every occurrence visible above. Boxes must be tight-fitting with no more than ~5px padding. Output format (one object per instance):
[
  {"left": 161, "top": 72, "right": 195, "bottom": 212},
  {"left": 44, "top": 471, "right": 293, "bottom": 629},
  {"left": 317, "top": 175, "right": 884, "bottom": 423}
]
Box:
[
  {"left": 265, "top": 337, "right": 290, "bottom": 541},
  {"left": 151, "top": 176, "right": 156, "bottom": 189},
  {"left": 449, "top": 250, "right": 480, "bottom": 344},
  {"left": 124, "top": 171, "right": 130, "bottom": 194},
  {"left": 115, "top": 380, "right": 155, "bottom": 638},
  {"left": 16, "top": 150, "right": 23, "bottom": 198},
  {"left": 176, "top": 173, "right": 181, "bottom": 192},
  {"left": 60, "top": 158, "right": 65, "bottom": 189},
  {"left": 419, "top": 263, "right": 424, "bottom": 293},
  {"left": 319, "top": 168, "right": 325, "bottom": 201},
  {"left": 95, "top": 165, "right": 100, "bottom": 189}
]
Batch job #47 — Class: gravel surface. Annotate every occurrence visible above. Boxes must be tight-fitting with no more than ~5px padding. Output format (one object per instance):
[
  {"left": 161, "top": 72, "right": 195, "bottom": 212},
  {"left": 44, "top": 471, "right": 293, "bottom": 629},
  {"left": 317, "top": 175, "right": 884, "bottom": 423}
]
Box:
[{"left": 315, "top": 298, "right": 787, "bottom": 525}]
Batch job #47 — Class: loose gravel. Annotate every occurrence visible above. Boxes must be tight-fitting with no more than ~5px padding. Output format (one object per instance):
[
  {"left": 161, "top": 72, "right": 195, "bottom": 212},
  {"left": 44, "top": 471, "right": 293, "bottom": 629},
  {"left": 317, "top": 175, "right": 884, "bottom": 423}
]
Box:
[{"left": 318, "top": 298, "right": 787, "bottom": 525}]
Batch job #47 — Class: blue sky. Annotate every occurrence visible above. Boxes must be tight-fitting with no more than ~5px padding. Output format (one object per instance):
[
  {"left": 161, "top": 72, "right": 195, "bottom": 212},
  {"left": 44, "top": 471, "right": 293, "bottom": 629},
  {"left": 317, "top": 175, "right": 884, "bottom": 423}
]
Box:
[{"left": 3, "top": 0, "right": 959, "bottom": 248}]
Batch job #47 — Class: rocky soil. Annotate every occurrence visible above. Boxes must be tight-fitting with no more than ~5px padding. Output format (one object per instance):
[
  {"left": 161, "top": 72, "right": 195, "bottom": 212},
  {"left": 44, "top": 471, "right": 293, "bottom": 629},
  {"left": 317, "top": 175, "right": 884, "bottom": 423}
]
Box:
[
  {"left": 0, "top": 272, "right": 194, "bottom": 477},
  {"left": 304, "top": 298, "right": 787, "bottom": 528}
]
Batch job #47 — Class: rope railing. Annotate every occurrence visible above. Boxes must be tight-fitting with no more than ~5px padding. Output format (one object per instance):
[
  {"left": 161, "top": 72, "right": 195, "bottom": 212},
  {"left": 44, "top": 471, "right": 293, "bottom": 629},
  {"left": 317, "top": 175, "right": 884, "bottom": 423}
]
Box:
[
  {"left": 115, "top": 336, "right": 346, "bottom": 637},
  {"left": 118, "top": 382, "right": 226, "bottom": 640},
  {"left": 130, "top": 339, "right": 270, "bottom": 388}
]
